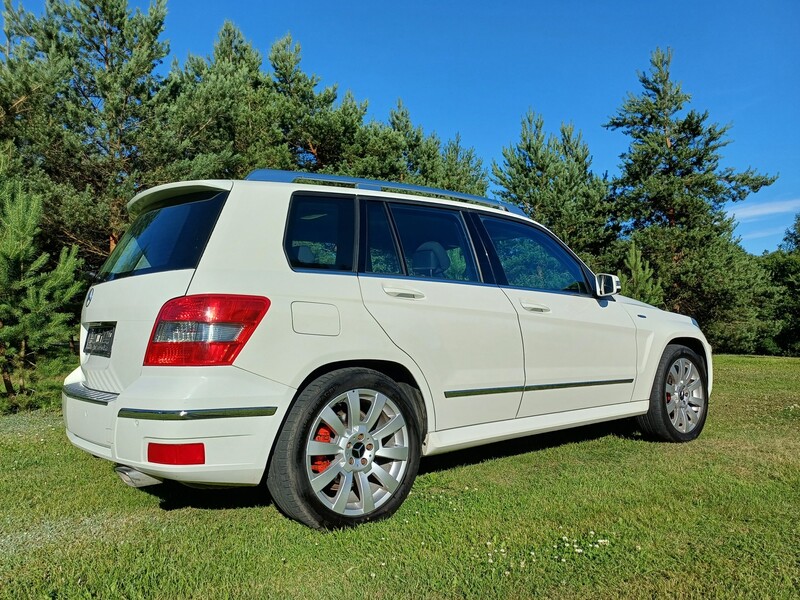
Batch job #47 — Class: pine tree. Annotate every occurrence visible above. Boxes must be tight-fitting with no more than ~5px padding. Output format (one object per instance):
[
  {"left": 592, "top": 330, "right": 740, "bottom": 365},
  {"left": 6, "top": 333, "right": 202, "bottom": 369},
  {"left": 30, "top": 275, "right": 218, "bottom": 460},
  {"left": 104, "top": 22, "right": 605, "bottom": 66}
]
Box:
[
  {"left": 1, "top": 0, "right": 168, "bottom": 265},
  {"left": 618, "top": 242, "right": 663, "bottom": 306},
  {"left": 779, "top": 213, "right": 800, "bottom": 253},
  {"left": 382, "top": 101, "right": 446, "bottom": 185},
  {"left": 605, "top": 48, "right": 777, "bottom": 352},
  {"left": 140, "top": 22, "right": 290, "bottom": 184},
  {"left": 2, "top": 8, "right": 489, "bottom": 276},
  {"left": 0, "top": 157, "right": 82, "bottom": 402},
  {"left": 605, "top": 48, "right": 776, "bottom": 232},
  {"left": 760, "top": 214, "right": 800, "bottom": 355},
  {"left": 268, "top": 34, "right": 366, "bottom": 172},
  {"left": 492, "top": 110, "right": 615, "bottom": 262},
  {"left": 439, "top": 134, "right": 487, "bottom": 196},
  {"left": 333, "top": 101, "right": 488, "bottom": 194}
]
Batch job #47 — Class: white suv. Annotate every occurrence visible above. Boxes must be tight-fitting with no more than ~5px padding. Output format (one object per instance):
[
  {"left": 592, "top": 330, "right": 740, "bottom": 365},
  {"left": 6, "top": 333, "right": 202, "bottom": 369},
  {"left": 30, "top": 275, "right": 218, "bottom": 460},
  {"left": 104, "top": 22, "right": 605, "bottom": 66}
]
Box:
[{"left": 63, "top": 170, "right": 712, "bottom": 529}]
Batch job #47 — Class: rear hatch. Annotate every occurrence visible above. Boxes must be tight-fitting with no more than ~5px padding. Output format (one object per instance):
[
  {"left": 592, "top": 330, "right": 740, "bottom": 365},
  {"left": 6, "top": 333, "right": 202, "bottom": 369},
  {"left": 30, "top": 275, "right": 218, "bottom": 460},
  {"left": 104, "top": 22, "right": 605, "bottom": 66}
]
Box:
[{"left": 79, "top": 182, "right": 231, "bottom": 394}]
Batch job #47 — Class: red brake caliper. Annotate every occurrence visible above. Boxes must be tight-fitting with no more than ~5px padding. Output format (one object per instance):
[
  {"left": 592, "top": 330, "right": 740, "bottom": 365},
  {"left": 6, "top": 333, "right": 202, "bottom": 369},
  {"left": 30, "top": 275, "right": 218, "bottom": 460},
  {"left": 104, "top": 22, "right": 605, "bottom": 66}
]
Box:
[{"left": 310, "top": 424, "right": 334, "bottom": 474}]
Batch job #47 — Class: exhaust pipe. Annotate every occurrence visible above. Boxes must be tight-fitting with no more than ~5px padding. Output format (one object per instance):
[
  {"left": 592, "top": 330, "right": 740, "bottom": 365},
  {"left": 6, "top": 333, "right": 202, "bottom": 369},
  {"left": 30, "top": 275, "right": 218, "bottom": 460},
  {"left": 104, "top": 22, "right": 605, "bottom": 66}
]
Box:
[{"left": 115, "top": 465, "right": 162, "bottom": 488}]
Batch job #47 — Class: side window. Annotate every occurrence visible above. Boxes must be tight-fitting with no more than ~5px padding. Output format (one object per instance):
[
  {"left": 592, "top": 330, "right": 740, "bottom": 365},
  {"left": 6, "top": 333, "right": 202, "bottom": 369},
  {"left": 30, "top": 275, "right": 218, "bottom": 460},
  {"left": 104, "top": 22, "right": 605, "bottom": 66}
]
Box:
[
  {"left": 481, "top": 217, "right": 589, "bottom": 294},
  {"left": 389, "top": 204, "right": 480, "bottom": 282},
  {"left": 284, "top": 195, "right": 355, "bottom": 271},
  {"left": 365, "top": 202, "right": 403, "bottom": 275}
]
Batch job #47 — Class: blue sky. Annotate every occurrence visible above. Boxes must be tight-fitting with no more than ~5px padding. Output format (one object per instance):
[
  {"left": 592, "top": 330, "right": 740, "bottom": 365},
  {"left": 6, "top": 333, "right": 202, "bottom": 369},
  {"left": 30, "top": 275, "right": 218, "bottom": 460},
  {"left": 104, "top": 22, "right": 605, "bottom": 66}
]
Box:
[{"left": 16, "top": 0, "right": 800, "bottom": 253}]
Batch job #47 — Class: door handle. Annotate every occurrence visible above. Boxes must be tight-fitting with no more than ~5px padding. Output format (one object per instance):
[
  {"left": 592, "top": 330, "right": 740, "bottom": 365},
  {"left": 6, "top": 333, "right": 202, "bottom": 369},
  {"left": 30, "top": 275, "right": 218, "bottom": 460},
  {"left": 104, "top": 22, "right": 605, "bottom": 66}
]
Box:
[
  {"left": 520, "top": 301, "right": 550, "bottom": 313},
  {"left": 383, "top": 286, "right": 425, "bottom": 300}
]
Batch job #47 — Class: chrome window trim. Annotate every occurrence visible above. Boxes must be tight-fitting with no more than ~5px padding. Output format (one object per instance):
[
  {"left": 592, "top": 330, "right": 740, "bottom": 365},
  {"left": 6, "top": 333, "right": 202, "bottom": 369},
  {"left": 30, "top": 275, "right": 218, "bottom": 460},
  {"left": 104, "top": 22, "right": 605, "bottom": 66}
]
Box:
[{"left": 356, "top": 271, "right": 500, "bottom": 289}]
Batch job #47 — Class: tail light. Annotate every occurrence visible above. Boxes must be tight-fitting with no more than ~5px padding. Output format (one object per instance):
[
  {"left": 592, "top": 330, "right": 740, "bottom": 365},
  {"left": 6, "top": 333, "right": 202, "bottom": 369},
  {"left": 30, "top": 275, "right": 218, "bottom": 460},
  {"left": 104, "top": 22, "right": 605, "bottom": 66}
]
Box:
[{"left": 144, "top": 295, "right": 270, "bottom": 366}]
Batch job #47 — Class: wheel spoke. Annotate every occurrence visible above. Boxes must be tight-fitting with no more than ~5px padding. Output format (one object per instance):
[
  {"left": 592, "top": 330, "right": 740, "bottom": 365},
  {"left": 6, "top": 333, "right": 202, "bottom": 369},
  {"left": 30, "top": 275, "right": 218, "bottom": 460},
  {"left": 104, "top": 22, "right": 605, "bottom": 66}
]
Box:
[
  {"left": 665, "top": 395, "right": 677, "bottom": 414},
  {"left": 665, "top": 382, "right": 678, "bottom": 395},
  {"left": 363, "top": 392, "right": 388, "bottom": 430},
  {"left": 332, "top": 471, "right": 354, "bottom": 513},
  {"left": 373, "top": 413, "right": 406, "bottom": 441},
  {"left": 306, "top": 441, "right": 341, "bottom": 457},
  {"left": 686, "top": 378, "right": 702, "bottom": 392},
  {"left": 686, "top": 360, "right": 697, "bottom": 381},
  {"left": 670, "top": 362, "right": 681, "bottom": 382},
  {"left": 687, "top": 398, "right": 704, "bottom": 412},
  {"left": 369, "top": 463, "right": 400, "bottom": 494},
  {"left": 682, "top": 359, "right": 693, "bottom": 382},
  {"left": 310, "top": 463, "right": 343, "bottom": 493},
  {"left": 356, "top": 471, "right": 375, "bottom": 513},
  {"left": 346, "top": 390, "right": 362, "bottom": 428},
  {"left": 376, "top": 445, "right": 408, "bottom": 461},
  {"left": 320, "top": 406, "right": 346, "bottom": 438},
  {"left": 677, "top": 407, "right": 688, "bottom": 432}
]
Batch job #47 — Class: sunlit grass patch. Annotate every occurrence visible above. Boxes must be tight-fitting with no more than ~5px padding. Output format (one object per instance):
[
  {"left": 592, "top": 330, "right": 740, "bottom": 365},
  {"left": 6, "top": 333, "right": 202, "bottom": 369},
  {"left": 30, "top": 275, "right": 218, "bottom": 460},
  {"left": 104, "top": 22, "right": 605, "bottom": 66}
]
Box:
[{"left": 1, "top": 355, "right": 798, "bottom": 599}]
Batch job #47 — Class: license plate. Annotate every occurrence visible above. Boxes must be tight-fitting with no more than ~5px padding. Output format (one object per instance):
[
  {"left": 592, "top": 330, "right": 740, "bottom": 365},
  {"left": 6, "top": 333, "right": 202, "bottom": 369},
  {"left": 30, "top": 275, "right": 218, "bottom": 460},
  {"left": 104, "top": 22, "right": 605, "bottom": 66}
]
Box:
[{"left": 84, "top": 323, "right": 116, "bottom": 358}]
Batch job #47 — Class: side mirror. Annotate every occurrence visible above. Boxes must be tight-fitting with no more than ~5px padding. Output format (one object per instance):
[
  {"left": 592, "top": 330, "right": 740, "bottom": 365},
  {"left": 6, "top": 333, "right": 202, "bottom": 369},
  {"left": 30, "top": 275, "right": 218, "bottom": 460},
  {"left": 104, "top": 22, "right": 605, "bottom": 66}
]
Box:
[{"left": 595, "top": 273, "right": 621, "bottom": 297}]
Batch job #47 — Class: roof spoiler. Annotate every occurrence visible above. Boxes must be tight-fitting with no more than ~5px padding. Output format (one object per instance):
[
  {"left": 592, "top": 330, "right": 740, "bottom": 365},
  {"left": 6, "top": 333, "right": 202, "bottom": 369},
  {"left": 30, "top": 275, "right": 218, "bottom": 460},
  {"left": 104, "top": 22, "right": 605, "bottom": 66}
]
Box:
[{"left": 127, "top": 180, "right": 233, "bottom": 216}]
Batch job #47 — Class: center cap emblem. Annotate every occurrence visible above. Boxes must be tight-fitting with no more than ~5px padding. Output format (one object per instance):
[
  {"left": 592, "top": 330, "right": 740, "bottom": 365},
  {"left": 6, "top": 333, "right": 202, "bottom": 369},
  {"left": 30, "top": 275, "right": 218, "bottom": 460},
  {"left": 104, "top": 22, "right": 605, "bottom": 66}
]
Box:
[{"left": 352, "top": 442, "right": 365, "bottom": 458}]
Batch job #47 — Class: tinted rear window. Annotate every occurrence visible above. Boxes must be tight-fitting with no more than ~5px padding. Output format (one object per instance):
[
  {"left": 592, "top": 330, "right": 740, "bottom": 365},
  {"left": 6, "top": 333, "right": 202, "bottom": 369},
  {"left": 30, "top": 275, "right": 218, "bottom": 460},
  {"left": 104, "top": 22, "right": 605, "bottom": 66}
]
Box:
[
  {"left": 96, "top": 191, "right": 227, "bottom": 283},
  {"left": 284, "top": 194, "right": 356, "bottom": 271}
]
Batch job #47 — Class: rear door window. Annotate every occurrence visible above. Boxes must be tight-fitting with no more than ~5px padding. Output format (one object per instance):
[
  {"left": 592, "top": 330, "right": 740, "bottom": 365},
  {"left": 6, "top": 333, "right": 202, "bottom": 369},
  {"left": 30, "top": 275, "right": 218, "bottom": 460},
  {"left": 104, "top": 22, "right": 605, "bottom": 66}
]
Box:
[
  {"left": 364, "top": 201, "right": 403, "bottom": 275},
  {"left": 96, "top": 191, "right": 227, "bottom": 283},
  {"left": 388, "top": 204, "right": 480, "bottom": 282}
]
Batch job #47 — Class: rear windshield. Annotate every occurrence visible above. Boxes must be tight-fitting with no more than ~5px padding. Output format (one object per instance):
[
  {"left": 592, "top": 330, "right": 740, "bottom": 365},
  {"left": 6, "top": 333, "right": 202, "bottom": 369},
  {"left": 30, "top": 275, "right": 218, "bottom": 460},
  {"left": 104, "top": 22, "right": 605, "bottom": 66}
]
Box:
[{"left": 96, "top": 191, "right": 227, "bottom": 283}]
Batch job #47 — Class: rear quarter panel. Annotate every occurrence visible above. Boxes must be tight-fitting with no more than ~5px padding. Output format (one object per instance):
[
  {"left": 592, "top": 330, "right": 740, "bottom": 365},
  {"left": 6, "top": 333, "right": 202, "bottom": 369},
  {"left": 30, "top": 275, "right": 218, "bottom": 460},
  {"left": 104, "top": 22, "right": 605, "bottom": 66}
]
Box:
[{"left": 185, "top": 181, "right": 439, "bottom": 428}]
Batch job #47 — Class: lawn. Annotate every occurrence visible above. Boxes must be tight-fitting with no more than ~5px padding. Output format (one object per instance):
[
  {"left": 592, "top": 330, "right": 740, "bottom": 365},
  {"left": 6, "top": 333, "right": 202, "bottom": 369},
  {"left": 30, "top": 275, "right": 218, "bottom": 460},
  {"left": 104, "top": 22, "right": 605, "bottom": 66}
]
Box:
[{"left": 1, "top": 355, "right": 798, "bottom": 599}]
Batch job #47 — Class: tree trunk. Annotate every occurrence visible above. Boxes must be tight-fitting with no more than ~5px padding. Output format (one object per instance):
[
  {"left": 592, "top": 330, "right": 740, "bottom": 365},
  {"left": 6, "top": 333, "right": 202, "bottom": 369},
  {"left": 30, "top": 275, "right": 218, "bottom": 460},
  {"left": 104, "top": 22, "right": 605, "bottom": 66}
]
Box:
[
  {"left": 0, "top": 320, "right": 16, "bottom": 396},
  {"left": 19, "top": 339, "right": 27, "bottom": 394},
  {"left": 0, "top": 346, "right": 16, "bottom": 396},
  {"left": 1, "top": 369, "right": 14, "bottom": 397}
]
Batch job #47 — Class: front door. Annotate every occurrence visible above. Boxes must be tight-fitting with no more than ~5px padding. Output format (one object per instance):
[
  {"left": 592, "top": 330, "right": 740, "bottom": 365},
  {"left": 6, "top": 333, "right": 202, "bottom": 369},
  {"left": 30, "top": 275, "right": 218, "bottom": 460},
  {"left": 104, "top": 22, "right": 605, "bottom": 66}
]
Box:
[{"left": 478, "top": 215, "right": 638, "bottom": 418}]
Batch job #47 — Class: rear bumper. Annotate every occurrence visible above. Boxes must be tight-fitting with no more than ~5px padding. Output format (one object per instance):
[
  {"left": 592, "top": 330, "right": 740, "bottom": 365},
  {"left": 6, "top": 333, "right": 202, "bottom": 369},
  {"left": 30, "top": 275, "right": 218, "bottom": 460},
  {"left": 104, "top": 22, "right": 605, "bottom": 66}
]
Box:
[{"left": 63, "top": 366, "right": 296, "bottom": 485}]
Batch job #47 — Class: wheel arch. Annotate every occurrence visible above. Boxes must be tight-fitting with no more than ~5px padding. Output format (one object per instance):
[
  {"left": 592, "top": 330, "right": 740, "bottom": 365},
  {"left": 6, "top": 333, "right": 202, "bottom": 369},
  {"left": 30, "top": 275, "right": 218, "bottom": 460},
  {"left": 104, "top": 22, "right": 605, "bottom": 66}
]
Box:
[
  {"left": 668, "top": 337, "right": 706, "bottom": 368},
  {"left": 667, "top": 336, "right": 712, "bottom": 395},
  {"left": 262, "top": 359, "right": 432, "bottom": 482},
  {"left": 296, "top": 360, "right": 429, "bottom": 432}
]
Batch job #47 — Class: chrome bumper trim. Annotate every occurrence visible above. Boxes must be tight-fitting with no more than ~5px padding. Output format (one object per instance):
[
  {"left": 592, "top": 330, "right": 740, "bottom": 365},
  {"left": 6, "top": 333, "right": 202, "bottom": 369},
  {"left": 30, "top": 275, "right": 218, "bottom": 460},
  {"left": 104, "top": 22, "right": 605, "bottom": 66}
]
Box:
[
  {"left": 63, "top": 382, "right": 119, "bottom": 405},
  {"left": 117, "top": 406, "right": 277, "bottom": 420}
]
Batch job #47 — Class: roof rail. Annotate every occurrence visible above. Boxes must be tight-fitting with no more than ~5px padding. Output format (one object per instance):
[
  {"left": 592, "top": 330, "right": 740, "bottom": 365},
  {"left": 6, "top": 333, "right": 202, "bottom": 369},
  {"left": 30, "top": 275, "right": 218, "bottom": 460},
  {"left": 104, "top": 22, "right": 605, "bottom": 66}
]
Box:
[{"left": 245, "top": 169, "right": 524, "bottom": 215}]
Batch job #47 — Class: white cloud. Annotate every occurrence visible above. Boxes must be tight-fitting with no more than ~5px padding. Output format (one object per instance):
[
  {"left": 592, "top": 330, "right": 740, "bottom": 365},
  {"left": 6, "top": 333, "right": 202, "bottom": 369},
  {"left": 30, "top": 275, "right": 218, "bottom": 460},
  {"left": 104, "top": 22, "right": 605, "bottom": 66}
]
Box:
[
  {"left": 731, "top": 198, "right": 800, "bottom": 222},
  {"left": 740, "top": 226, "right": 788, "bottom": 241}
]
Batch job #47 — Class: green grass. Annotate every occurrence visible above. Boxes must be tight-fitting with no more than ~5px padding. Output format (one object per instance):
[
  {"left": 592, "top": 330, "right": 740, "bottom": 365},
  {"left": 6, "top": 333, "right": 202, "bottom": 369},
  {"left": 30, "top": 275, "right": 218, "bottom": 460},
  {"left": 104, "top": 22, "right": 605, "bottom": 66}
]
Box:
[{"left": 1, "top": 355, "right": 799, "bottom": 599}]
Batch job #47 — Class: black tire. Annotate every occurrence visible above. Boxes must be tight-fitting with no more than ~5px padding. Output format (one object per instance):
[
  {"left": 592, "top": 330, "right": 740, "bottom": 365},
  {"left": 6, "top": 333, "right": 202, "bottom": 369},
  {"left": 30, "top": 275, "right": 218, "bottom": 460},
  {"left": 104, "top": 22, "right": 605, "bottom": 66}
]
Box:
[
  {"left": 637, "top": 344, "right": 709, "bottom": 442},
  {"left": 267, "top": 368, "right": 422, "bottom": 529}
]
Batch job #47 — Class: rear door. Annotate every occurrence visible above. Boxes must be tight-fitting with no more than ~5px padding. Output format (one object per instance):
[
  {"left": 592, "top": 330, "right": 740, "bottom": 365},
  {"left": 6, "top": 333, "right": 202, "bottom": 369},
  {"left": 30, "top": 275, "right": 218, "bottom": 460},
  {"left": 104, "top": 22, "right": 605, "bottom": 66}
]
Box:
[
  {"left": 477, "top": 215, "right": 638, "bottom": 417},
  {"left": 357, "top": 200, "right": 524, "bottom": 431}
]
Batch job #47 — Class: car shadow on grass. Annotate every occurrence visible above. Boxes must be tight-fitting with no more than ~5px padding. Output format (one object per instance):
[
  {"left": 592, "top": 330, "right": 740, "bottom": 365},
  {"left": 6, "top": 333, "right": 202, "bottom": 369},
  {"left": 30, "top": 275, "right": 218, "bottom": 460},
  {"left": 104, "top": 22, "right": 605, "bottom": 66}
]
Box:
[
  {"left": 142, "top": 419, "right": 642, "bottom": 510},
  {"left": 418, "top": 419, "right": 642, "bottom": 475},
  {"left": 142, "top": 480, "right": 273, "bottom": 511}
]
